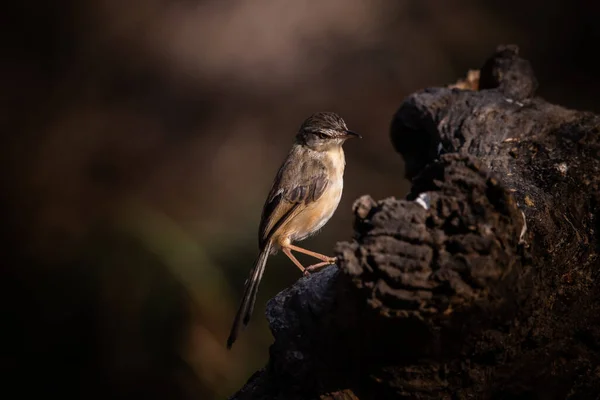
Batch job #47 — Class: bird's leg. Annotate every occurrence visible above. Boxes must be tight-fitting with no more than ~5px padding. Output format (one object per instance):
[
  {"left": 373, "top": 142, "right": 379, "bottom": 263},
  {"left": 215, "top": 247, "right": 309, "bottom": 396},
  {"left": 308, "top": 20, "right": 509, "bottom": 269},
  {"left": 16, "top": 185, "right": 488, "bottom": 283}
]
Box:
[
  {"left": 287, "top": 244, "right": 337, "bottom": 264},
  {"left": 282, "top": 247, "right": 306, "bottom": 274},
  {"left": 303, "top": 261, "right": 334, "bottom": 276}
]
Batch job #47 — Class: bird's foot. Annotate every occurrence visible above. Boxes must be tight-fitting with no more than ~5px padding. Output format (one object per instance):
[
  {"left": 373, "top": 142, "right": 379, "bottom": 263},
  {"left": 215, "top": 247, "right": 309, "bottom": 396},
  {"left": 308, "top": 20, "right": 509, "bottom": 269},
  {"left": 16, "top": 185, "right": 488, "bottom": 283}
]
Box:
[{"left": 303, "top": 257, "right": 338, "bottom": 276}]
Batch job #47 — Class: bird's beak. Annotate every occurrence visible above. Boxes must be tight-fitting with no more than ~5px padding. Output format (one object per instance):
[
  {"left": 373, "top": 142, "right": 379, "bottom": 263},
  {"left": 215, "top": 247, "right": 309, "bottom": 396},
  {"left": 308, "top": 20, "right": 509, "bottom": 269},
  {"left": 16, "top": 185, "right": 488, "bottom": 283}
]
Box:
[{"left": 343, "top": 129, "right": 362, "bottom": 139}]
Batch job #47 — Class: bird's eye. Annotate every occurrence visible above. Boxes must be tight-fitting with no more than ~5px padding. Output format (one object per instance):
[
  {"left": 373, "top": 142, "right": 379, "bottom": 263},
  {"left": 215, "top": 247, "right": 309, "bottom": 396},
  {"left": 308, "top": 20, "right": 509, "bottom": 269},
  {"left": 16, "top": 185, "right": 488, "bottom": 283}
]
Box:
[{"left": 316, "top": 132, "right": 328, "bottom": 139}]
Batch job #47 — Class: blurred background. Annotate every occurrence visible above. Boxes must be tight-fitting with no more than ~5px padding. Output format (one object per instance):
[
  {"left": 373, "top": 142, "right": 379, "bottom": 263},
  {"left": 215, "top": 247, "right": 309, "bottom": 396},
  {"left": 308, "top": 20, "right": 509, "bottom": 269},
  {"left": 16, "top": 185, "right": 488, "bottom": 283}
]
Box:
[{"left": 1, "top": 0, "right": 598, "bottom": 398}]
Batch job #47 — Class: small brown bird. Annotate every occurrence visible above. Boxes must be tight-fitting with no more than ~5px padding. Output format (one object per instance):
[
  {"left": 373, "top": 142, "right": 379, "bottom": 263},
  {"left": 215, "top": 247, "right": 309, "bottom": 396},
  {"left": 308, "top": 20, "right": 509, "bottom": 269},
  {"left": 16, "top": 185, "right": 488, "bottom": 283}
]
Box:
[{"left": 227, "top": 112, "right": 360, "bottom": 349}]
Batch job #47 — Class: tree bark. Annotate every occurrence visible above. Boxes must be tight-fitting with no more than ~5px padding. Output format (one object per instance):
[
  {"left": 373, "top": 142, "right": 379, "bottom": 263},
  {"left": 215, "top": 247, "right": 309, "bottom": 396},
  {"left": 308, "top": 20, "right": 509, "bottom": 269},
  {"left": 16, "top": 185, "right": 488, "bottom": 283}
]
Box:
[{"left": 230, "top": 45, "right": 600, "bottom": 400}]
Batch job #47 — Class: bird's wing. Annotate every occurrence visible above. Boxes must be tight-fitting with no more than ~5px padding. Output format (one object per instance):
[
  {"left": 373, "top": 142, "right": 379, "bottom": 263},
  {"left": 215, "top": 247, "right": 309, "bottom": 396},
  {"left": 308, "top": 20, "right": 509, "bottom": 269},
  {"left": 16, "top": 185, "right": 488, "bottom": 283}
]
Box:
[{"left": 258, "top": 151, "right": 328, "bottom": 249}]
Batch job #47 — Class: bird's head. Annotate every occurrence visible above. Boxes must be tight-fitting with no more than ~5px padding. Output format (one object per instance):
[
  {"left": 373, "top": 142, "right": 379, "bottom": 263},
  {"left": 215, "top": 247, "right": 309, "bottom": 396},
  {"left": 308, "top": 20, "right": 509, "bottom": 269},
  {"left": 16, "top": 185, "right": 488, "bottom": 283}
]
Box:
[{"left": 296, "top": 111, "right": 361, "bottom": 151}]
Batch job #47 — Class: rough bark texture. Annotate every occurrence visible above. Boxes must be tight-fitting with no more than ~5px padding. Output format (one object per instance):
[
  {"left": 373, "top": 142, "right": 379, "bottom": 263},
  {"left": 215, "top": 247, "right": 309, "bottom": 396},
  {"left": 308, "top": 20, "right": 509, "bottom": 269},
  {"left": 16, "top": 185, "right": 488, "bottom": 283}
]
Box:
[{"left": 230, "top": 45, "right": 600, "bottom": 400}]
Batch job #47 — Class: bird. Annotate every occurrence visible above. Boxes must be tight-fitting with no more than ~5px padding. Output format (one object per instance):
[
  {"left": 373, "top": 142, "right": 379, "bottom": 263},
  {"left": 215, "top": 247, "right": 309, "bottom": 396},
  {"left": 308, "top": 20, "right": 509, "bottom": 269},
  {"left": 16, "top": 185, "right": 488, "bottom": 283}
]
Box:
[{"left": 226, "top": 111, "right": 361, "bottom": 349}]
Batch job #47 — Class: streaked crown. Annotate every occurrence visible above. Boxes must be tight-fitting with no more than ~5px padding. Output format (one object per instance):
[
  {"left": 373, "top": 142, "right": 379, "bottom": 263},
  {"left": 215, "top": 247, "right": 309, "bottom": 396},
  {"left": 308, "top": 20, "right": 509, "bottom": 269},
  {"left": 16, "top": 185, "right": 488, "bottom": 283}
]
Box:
[{"left": 298, "top": 112, "right": 348, "bottom": 138}]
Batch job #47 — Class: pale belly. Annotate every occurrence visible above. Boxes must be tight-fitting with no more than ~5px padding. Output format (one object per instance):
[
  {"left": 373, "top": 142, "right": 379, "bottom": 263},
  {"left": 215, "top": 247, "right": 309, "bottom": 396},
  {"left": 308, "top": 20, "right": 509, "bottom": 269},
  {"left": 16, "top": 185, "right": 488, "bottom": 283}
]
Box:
[{"left": 288, "top": 178, "right": 343, "bottom": 243}]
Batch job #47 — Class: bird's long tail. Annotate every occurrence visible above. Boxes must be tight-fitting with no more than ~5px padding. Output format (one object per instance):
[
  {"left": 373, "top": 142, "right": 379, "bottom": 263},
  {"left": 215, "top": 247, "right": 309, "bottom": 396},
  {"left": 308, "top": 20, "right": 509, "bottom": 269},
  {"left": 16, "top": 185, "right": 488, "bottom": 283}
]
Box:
[{"left": 227, "top": 241, "right": 272, "bottom": 349}]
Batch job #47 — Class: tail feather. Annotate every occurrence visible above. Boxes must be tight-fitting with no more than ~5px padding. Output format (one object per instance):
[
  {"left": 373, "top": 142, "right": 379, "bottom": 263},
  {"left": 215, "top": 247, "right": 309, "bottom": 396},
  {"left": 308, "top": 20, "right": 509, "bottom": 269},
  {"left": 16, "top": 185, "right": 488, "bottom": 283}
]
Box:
[{"left": 227, "top": 241, "right": 272, "bottom": 349}]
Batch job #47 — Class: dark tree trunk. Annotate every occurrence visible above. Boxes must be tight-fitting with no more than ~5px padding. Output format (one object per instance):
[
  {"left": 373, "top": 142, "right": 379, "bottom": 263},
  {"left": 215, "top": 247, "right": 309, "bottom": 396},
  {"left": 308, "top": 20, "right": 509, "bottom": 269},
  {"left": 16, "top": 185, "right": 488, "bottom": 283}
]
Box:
[{"left": 230, "top": 45, "right": 600, "bottom": 400}]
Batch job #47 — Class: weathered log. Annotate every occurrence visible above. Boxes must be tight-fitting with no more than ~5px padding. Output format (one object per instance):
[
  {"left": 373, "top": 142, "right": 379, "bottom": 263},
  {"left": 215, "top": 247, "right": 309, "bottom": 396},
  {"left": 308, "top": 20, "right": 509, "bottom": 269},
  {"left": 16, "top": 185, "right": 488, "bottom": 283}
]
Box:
[{"left": 230, "top": 45, "right": 600, "bottom": 400}]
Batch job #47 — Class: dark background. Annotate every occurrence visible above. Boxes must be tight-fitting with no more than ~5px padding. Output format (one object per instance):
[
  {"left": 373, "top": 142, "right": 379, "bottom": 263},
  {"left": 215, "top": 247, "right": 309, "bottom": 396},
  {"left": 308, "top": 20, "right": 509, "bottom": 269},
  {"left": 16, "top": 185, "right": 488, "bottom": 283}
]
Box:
[{"left": 1, "top": 1, "right": 598, "bottom": 398}]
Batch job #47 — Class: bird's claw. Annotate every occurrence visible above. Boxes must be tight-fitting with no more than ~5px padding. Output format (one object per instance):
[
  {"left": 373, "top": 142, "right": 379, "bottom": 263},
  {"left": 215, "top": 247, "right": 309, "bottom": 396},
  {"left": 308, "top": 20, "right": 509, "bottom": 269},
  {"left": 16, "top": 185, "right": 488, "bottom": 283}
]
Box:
[{"left": 303, "top": 257, "right": 338, "bottom": 277}]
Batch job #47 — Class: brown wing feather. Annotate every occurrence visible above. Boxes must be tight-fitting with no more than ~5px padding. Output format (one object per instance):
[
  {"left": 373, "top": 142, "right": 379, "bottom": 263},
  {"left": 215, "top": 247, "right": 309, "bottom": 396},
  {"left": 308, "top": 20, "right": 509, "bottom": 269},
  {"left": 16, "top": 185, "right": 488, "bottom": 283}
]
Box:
[{"left": 258, "top": 151, "right": 328, "bottom": 249}]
